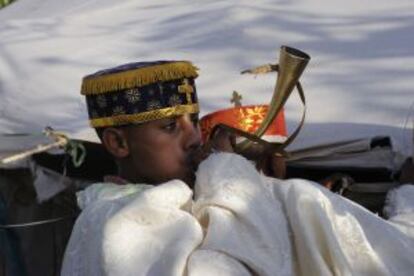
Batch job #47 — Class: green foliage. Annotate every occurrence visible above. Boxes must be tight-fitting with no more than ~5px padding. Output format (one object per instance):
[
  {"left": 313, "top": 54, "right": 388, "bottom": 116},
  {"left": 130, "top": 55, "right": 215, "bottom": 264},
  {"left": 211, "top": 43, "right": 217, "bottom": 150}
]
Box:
[{"left": 0, "top": 0, "right": 16, "bottom": 9}]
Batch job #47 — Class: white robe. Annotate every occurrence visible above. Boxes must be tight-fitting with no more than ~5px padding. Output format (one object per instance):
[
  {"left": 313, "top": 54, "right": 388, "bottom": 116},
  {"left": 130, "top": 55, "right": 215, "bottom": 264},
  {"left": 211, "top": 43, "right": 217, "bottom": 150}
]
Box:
[{"left": 61, "top": 153, "right": 414, "bottom": 276}]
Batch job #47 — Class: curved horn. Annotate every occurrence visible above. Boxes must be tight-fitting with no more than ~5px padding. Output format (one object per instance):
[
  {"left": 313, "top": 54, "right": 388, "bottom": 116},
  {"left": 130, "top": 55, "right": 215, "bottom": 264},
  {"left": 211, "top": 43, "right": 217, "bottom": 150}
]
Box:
[{"left": 236, "top": 46, "right": 310, "bottom": 152}]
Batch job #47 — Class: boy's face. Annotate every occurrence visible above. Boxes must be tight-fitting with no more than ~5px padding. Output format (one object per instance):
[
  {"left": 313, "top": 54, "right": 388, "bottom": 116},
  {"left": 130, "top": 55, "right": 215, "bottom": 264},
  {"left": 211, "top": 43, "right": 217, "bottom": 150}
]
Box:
[{"left": 111, "top": 113, "right": 202, "bottom": 186}]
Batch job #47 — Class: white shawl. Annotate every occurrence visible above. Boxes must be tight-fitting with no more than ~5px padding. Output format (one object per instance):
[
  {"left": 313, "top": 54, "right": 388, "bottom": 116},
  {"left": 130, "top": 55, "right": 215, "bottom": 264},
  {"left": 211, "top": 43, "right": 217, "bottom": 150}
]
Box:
[{"left": 62, "top": 153, "right": 414, "bottom": 275}]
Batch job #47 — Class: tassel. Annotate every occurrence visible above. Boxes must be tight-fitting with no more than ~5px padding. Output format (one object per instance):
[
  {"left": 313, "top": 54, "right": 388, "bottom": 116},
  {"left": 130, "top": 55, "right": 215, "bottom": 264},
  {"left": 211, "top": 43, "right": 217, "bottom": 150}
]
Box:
[{"left": 81, "top": 61, "right": 198, "bottom": 95}]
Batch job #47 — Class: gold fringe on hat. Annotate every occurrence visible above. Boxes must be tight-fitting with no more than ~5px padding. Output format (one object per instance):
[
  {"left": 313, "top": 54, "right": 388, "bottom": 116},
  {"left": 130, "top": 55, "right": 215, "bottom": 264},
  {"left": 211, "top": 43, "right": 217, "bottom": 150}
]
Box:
[{"left": 81, "top": 61, "right": 199, "bottom": 95}]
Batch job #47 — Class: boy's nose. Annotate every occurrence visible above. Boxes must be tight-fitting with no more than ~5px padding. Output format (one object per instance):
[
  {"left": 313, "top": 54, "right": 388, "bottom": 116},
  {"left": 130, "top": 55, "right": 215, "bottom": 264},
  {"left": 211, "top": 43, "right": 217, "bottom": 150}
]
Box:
[{"left": 181, "top": 115, "right": 201, "bottom": 150}]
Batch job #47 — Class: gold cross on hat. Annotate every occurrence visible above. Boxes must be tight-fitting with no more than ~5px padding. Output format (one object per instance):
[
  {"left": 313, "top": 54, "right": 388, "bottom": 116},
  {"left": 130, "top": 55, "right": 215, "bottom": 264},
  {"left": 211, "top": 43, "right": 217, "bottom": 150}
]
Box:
[{"left": 178, "top": 79, "right": 194, "bottom": 104}]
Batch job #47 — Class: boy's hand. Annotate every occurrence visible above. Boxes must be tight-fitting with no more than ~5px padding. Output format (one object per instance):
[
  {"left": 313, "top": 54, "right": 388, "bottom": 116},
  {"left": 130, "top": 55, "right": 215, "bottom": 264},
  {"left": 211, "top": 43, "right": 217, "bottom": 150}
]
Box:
[
  {"left": 193, "top": 126, "right": 286, "bottom": 179},
  {"left": 255, "top": 153, "right": 286, "bottom": 179}
]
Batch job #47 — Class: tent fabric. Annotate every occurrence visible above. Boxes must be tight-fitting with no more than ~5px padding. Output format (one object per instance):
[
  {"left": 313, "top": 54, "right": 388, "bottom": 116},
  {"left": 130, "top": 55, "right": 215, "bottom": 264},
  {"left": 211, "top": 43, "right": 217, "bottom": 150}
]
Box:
[
  {"left": 288, "top": 136, "right": 404, "bottom": 170},
  {"left": 0, "top": 0, "right": 413, "bottom": 156}
]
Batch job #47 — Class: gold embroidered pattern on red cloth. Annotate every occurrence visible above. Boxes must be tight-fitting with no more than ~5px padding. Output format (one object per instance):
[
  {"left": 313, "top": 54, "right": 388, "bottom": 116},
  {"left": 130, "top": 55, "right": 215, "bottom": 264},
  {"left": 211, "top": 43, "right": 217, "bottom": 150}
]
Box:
[
  {"left": 199, "top": 104, "right": 287, "bottom": 143},
  {"left": 236, "top": 106, "right": 267, "bottom": 132}
]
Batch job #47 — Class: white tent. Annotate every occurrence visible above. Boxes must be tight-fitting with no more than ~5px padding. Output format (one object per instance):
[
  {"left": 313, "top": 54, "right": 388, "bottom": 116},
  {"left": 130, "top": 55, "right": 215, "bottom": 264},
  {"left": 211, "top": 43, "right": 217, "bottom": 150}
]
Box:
[{"left": 0, "top": 0, "right": 413, "bottom": 156}]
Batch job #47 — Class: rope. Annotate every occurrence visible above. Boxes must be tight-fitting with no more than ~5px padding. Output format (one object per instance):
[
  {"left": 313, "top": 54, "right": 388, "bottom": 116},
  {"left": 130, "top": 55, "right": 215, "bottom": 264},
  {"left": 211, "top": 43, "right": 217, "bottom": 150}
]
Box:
[
  {"left": 0, "top": 215, "right": 77, "bottom": 229},
  {"left": 0, "top": 128, "right": 85, "bottom": 229},
  {"left": 0, "top": 127, "right": 86, "bottom": 168}
]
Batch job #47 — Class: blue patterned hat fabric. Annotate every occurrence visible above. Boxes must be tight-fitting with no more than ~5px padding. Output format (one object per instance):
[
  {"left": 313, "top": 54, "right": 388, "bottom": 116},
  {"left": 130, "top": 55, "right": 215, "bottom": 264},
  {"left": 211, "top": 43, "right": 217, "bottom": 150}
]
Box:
[{"left": 81, "top": 60, "right": 199, "bottom": 128}]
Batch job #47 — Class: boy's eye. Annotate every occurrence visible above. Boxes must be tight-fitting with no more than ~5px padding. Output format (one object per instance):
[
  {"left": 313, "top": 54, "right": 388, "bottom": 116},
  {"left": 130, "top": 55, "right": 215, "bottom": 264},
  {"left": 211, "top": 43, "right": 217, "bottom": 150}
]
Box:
[{"left": 162, "top": 120, "right": 177, "bottom": 132}]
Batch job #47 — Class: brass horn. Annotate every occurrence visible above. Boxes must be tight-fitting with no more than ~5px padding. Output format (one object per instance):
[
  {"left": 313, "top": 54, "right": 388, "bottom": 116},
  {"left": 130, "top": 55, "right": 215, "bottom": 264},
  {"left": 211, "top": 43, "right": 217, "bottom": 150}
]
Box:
[{"left": 235, "top": 46, "right": 310, "bottom": 153}]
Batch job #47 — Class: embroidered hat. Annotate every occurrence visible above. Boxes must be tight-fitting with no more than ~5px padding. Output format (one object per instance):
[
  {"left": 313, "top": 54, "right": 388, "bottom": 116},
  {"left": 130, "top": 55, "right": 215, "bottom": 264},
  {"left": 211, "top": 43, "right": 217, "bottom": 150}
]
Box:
[{"left": 81, "top": 60, "right": 199, "bottom": 128}]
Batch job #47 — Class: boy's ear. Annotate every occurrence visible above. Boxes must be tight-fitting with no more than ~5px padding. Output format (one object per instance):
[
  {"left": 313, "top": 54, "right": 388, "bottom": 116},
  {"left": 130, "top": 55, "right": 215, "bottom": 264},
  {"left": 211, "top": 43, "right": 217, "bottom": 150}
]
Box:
[{"left": 101, "top": 127, "right": 130, "bottom": 158}]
